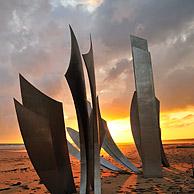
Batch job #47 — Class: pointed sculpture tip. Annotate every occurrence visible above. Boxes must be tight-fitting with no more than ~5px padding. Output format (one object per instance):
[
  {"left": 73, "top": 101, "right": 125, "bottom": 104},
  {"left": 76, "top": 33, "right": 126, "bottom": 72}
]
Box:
[
  {"left": 19, "top": 73, "right": 23, "bottom": 80},
  {"left": 83, "top": 34, "right": 93, "bottom": 56},
  {"left": 69, "top": 24, "right": 73, "bottom": 32},
  {"left": 19, "top": 73, "right": 28, "bottom": 85},
  {"left": 19, "top": 73, "right": 26, "bottom": 84},
  {"left": 13, "top": 97, "right": 17, "bottom": 104},
  {"left": 68, "top": 24, "right": 79, "bottom": 49},
  {"left": 89, "top": 34, "right": 93, "bottom": 47},
  {"left": 69, "top": 24, "right": 75, "bottom": 37},
  {"left": 13, "top": 98, "right": 21, "bottom": 107},
  {"left": 19, "top": 73, "right": 29, "bottom": 84}
]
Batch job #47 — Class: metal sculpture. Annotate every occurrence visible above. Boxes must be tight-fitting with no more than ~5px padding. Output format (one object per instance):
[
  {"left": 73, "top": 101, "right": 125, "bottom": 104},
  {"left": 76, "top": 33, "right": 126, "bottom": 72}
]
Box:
[
  {"left": 14, "top": 24, "right": 170, "bottom": 194},
  {"left": 65, "top": 26, "right": 100, "bottom": 193},
  {"left": 14, "top": 75, "right": 76, "bottom": 194},
  {"left": 83, "top": 37, "right": 101, "bottom": 192},
  {"left": 67, "top": 140, "right": 81, "bottom": 160},
  {"left": 156, "top": 98, "right": 170, "bottom": 167},
  {"left": 67, "top": 124, "right": 140, "bottom": 174},
  {"left": 130, "top": 92, "right": 170, "bottom": 168},
  {"left": 130, "top": 35, "right": 162, "bottom": 177},
  {"left": 130, "top": 91, "right": 142, "bottom": 159},
  {"left": 67, "top": 134, "right": 124, "bottom": 172},
  {"left": 87, "top": 99, "right": 140, "bottom": 173},
  {"left": 100, "top": 119, "right": 140, "bottom": 174}
]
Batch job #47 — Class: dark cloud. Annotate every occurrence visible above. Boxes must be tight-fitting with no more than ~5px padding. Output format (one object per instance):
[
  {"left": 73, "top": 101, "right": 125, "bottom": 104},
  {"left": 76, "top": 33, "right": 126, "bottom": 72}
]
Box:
[
  {"left": 93, "top": 0, "right": 194, "bottom": 48},
  {"left": 1, "top": 0, "right": 194, "bottom": 142},
  {"left": 104, "top": 58, "right": 130, "bottom": 82},
  {"left": 158, "top": 66, "right": 194, "bottom": 111}
]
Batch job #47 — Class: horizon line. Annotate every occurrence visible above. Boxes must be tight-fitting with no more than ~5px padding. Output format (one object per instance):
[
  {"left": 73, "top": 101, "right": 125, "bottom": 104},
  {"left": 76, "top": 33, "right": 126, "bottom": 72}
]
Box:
[{"left": 0, "top": 137, "right": 194, "bottom": 145}]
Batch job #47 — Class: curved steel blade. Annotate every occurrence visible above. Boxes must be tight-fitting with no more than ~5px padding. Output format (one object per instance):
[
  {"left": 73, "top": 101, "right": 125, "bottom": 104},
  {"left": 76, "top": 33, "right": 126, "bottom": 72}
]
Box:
[
  {"left": 18, "top": 75, "right": 76, "bottom": 193},
  {"left": 67, "top": 141, "right": 80, "bottom": 160},
  {"left": 94, "top": 88, "right": 139, "bottom": 173},
  {"left": 101, "top": 119, "right": 141, "bottom": 174},
  {"left": 130, "top": 91, "right": 170, "bottom": 168},
  {"left": 14, "top": 100, "right": 76, "bottom": 194},
  {"left": 130, "top": 91, "right": 142, "bottom": 158},
  {"left": 67, "top": 127, "right": 124, "bottom": 172},
  {"left": 156, "top": 98, "right": 170, "bottom": 167},
  {"left": 65, "top": 26, "right": 91, "bottom": 194},
  {"left": 83, "top": 37, "right": 101, "bottom": 192}
]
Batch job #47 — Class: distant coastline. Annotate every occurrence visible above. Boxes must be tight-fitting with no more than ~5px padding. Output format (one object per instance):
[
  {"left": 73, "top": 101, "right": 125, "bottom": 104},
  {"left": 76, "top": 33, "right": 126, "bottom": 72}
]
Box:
[{"left": 0, "top": 138, "right": 194, "bottom": 148}]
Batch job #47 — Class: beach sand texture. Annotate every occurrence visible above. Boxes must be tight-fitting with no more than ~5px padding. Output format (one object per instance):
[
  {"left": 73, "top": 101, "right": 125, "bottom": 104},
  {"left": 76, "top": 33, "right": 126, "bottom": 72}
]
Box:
[{"left": 0, "top": 143, "right": 194, "bottom": 193}]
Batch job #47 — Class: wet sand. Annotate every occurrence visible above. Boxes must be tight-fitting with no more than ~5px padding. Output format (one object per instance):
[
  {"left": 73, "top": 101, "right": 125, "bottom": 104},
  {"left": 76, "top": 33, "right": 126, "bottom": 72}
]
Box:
[{"left": 0, "top": 143, "right": 194, "bottom": 193}]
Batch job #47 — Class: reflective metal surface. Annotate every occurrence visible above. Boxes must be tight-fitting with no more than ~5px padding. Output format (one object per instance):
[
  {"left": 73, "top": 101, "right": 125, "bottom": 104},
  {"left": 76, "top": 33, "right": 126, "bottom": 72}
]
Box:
[
  {"left": 67, "top": 140, "right": 81, "bottom": 160},
  {"left": 83, "top": 37, "right": 101, "bottom": 192},
  {"left": 65, "top": 26, "right": 91, "bottom": 193},
  {"left": 130, "top": 35, "right": 162, "bottom": 177},
  {"left": 130, "top": 91, "right": 142, "bottom": 158},
  {"left": 96, "top": 97, "right": 107, "bottom": 147},
  {"left": 85, "top": 98, "right": 139, "bottom": 174},
  {"left": 100, "top": 119, "right": 140, "bottom": 174},
  {"left": 19, "top": 75, "right": 76, "bottom": 192},
  {"left": 130, "top": 92, "right": 170, "bottom": 167},
  {"left": 67, "top": 127, "right": 124, "bottom": 172},
  {"left": 156, "top": 98, "right": 170, "bottom": 167},
  {"left": 14, "top": 99, "right": 76, "bottom": 194}
]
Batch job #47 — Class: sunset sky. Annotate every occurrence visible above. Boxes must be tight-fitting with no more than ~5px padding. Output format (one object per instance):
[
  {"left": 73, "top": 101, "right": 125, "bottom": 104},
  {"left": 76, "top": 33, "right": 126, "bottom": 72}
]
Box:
[{"left": 0, "top": 0, "right": 194, "bottom": 143}]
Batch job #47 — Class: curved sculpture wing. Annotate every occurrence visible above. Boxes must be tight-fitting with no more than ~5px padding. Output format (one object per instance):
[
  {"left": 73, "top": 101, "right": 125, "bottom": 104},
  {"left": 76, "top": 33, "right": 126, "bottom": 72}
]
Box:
[
  {"left": 96, "top": 97, "right": 107, "bottom": 147},
  {"left": 130, "top": 91, "right": 142, "bottom": 158},
  {"left": 19, "top": 75, "right": 76, "bottom": 193},
  {"left": 156, "top": 98, "right": 170, "bottom": 167},
  {"left": 130, "top": 92, "right": 170, "bottom": 167},
  {"left": 94, "top": 87, "right": 139, "bottom": 173},
  {"left": 14, "top": 100, "right": 76, "bottom": 194},
  {"left": 67, "top": 140, "right": 80, "bottom": 160},
  {"left": 65, "top": 26, "right": 91, "bottom": 194},
  {"left": 130, "top": 35, "right": 162, "bottom": 177},
  {"left": 100, "top": 119, "right": 140, "bottom": 174},
  {"left": 67, "top": 127, "right": 124, "bottom": 172},
  {"left": 83, "top": 37, "right": 101, "bottom": 192}
]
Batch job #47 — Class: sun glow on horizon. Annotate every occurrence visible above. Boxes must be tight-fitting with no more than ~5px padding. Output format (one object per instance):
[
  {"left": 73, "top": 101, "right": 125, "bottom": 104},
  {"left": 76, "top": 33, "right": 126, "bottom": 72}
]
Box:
[
  {"left": 1, "top": 107, "right": 194, "bottom": 144},
  {"left": 107, "top": 118, "right": 134, "bottom": 143}
]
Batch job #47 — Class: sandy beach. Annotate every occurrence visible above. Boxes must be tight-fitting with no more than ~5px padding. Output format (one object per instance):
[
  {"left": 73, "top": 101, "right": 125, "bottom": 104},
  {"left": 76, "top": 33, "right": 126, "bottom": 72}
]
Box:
[{"left": 0, "top": 142, "right": 194, "bottom": 194}]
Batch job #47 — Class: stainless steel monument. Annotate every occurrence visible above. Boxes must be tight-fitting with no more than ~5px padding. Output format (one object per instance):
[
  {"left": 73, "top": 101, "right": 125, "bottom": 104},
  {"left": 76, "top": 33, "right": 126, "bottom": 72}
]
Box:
[
  {"left": 130, "top": 35, "right": 168, "bottom": 177},
  {"left": 13, "top": 26, "right": 171, "bottom": 193},
  {"left": 65, "top": 26, "right": 93, "bottom": 194},
  {"left": 67, "top": 127, "right": 125, "bottom": 172},
  {"left": 14, "top": 75, "right": 76, "bottom": 194},
  {"left": 130, "top": 92, "right": 170, "bottom": 168}
]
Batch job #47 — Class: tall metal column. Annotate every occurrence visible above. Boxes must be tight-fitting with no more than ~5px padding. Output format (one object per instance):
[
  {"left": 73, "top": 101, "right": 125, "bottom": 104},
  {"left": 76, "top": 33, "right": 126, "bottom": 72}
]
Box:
[{"left": 130, "top": 35, "right": 162, "bottom": 177}]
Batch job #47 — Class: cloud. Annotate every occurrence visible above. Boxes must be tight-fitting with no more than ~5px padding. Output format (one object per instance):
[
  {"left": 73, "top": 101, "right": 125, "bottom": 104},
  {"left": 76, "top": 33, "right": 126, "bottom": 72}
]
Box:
[
  {"left": 1, "top": 0, "right": 194, "bottom": 142},
  {"left": 104, "top": 58, "right": 130, "bottom": 82}
]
